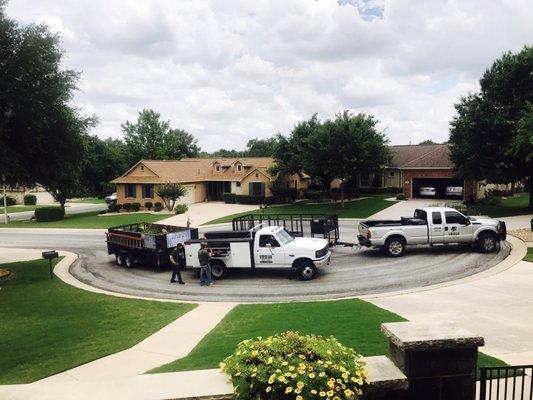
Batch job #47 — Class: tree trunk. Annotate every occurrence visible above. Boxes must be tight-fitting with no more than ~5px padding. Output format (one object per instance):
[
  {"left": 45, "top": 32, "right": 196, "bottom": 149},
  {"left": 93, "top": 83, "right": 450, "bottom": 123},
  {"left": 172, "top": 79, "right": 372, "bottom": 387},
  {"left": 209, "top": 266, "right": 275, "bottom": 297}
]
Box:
[
  {"left": 528, "top": 176, "right": 533, "bottom": 210},
  {"left": 340, "top": 180, "right": 345, "bottom": 208}
]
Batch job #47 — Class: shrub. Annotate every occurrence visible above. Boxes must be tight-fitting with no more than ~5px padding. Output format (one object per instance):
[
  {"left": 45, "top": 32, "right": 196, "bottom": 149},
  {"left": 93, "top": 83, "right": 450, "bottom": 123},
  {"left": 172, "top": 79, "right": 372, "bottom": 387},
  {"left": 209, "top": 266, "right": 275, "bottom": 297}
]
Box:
[
  {"left": 223, "top": 192, "right": 237, "bottom": 204},
  {"left": 482, "top": 195, "right": 502, "bottom": 206},
  {"left": 23, "top": 194, "right": 37, "bottom": 205},
  {"left": 98, "top": 210, "right": 107, "bottom": 215},
  {"left": 154, "top": 204, "right": 164, "bottom": 212},
  {"left": 144, "top": 201, "right": 153, "bottom": 210},
  {"left": 220, "top": 331, "right": 368, "bottom": 400},
  {"left": 235, "top": 195, "right": 265, "bottom": 205},
  {"left": 396, "top": 193, "right": 406, "bottom": 200},
  {"left": 304, "top": 190, "right": 322, "bottom": 201},
  {"left": 154, "top": 202, "right": 162, "bottom": 207},
  {"left": 155, "top": 182, "right": 188, "bottom": 211},
  {"left": 130, "top": 202, "right": 141, "bottom": 212},
  {"left": 122, "top": 202, "right": 132, "bottom": 212},
  {"left": 174, "top": 204, "right": 188, "bottom": 214},
  {"left": 35, "top": 206, "right": 65, "bottom": 222},
  {"left": 0, "top": 195, "right": 16, "bottom": 206},
  {"left": 108, "top": 203, "right": 122, "bottom": 213}
]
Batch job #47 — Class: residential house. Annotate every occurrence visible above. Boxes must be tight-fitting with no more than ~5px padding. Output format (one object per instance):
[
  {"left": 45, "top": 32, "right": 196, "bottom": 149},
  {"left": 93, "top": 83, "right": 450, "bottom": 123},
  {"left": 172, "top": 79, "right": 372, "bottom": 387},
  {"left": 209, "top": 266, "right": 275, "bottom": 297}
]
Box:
[
  {"left": 111, "top": 157, "right": 309, "bottom": 207},
  {"left": 3, "top": 184, "right": 55, "bottom": 204}
]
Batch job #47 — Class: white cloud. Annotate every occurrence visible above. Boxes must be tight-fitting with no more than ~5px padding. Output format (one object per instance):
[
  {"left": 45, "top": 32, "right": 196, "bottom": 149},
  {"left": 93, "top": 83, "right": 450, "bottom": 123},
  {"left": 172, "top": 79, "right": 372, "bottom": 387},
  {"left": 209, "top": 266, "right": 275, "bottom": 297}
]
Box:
[{"left": 5, "top": 0, "right": 533, "bottom": 150}]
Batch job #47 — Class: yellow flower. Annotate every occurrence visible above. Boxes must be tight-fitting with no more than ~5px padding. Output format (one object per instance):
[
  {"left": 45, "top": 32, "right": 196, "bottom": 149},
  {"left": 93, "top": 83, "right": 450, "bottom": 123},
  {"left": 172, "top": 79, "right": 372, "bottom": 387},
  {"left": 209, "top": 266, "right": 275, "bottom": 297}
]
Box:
[
  {"left": 251, "top": 350, "right": 258, "bottom": 356},
  {"left": 308, "top": 373, "right": 316, "bottom": 379},
  {"left": 311, "top": 389, "right": 317, "bottom": 394},
  {"left": 296, "top": 381, "right": 304, "bottom": 389},
  {"left": 282, "top": 361, "right": 288, "bottom": 366},
  {"left": 342, "top": 373, "right": 349, "bottom": 380},
  {"left": 345, "top": 389, "right": 354, "bottom": 396},
  {"left": 296, "top": 396, "right": 303, "bottom": 400},
  {"left": 319, "top": 391, "right": 326, "bottom": 397},
  {"left": 285, "top": 386, "right": 293, "bottom": 394},
  {"left": 319, "top": 372, "right": 326, "bottom": 377},
  {"left": 289, "top": 365, "right": 295, "bottom": 371},
  {"left": 327, "top": 390, "right": 334, "bottom": 397},
  {"left": 266, "top": 386, "right": 272, "bottom": 393}
]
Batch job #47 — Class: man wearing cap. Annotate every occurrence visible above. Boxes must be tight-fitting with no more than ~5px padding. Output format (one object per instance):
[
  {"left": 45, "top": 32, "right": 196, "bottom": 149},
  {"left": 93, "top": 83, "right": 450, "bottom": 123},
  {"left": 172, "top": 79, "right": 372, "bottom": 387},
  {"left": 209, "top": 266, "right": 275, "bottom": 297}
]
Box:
[
  {"left": 198, "top": 242, "right": 212, "bottom": 286},
  {"left": 169, "top": 243, "right": 185, "bottom": 284}
]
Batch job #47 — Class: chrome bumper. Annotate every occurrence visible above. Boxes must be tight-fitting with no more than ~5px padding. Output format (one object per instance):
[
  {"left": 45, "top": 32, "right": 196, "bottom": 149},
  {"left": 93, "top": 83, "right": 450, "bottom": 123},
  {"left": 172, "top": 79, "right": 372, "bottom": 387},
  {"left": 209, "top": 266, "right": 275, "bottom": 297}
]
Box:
[{"left": 314, "top": 251, "right": 331, "bottom": 267}]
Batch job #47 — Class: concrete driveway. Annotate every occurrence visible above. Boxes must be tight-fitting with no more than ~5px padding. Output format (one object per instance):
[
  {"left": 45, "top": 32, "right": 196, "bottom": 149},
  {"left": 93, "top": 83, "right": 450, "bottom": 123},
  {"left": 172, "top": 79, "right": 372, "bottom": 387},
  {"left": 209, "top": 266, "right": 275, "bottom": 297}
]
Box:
[{"left": 158, "top": 201, "right": 259, "bottom": 227}]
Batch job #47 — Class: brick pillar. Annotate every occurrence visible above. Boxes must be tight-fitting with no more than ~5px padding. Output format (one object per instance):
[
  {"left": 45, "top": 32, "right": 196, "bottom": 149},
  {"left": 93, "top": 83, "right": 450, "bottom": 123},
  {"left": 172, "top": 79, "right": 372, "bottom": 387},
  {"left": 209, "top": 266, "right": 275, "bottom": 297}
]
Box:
[{"left": 382, "top": 322, "right": 484, "bottom": 400}]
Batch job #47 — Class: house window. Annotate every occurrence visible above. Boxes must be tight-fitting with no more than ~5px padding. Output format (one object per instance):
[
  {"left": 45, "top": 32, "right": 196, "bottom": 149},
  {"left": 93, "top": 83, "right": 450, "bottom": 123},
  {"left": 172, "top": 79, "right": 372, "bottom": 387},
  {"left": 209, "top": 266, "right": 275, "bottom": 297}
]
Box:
[
  {"left": 125, "top": 184, "right": 136, "bottom": 198},
  {"left": 389, "top": 171, "right": 395, "bottom": 177},
  {"left": 215, "top": 165, "right": 220, "bottom": 172},
  {"left": 140, "top": 165, "right": 144, "bottom": 171},
  {"left": 236, "top": 182, "right": 241, "bottom": 187},
  {"left": 142, "top": 184, "right": 154, "bottom": 199},
  {"left": 236, "top": 164, "right": 242, "bottom": 172},
  {"left": 255, "top": 173, "right": 259, "bottom": 178}
]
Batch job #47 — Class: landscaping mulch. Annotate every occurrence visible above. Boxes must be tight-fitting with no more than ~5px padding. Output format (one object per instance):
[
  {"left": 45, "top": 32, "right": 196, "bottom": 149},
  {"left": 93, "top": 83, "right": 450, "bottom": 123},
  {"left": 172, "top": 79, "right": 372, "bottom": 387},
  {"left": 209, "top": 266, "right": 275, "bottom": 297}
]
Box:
[
  {"left": 510, "top": 229, "right": 533, "bottom": 243},
  {"left": 0, "top": 268, "right": 11, "bottom": 279}
]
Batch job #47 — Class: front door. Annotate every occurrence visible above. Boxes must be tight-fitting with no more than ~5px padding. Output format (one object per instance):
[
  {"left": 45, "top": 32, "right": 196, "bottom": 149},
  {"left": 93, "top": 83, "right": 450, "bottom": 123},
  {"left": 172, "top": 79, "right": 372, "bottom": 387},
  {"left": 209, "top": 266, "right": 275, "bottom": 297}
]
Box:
[
  {"left": 255, "top": 234, "right": 285, "bottom": 267},
  {"left": 249, "top": 182, "right": 265, "bottom": 197},
  {"left": 444, "top": 210, "right": 473, "bottom": 243}
]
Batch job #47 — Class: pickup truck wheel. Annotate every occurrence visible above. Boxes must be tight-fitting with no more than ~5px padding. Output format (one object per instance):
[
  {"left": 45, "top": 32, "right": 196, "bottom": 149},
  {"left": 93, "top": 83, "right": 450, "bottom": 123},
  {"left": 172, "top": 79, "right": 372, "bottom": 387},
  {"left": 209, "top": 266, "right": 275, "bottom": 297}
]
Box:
[
  {"left": 477, "top": 232, "right": 497, "bottom": 253},
  {"left": 297, "top": 260, "right": 317, "bottom": 281},
  {"left": 115, "top": 253, "right": 126, "bottom": 266},
  {"left": 125, "top": 255, "right": 135, "bottom": 269},
  {"left": 385, "top": 237, "right": 405, "bottom": 257},
  {"left": 210, "top": 261, "right": 227, "bottom": 280}
]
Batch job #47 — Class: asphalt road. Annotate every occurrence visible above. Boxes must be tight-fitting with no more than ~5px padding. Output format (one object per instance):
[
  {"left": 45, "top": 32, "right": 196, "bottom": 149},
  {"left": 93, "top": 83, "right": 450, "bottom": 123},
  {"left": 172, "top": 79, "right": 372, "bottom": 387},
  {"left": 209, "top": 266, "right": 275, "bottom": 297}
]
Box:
[{"left": 0, "top": 226, "right": 511, "bottom": 303}]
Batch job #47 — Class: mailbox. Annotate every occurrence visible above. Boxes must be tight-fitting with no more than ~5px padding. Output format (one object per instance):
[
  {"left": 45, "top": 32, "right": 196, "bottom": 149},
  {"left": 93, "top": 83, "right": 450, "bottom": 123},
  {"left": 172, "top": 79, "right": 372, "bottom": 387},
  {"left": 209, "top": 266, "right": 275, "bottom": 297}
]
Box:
[{"left": 42, "top": 250, "right": 59, "bottom": 279}]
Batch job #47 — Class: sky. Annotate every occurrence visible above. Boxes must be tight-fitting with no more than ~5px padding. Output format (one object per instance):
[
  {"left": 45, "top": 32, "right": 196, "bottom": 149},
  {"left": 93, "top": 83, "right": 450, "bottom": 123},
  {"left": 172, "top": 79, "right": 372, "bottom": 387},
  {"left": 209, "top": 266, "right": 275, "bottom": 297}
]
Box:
[{"left": 6, "top": 0, "right": 533, "bottom": 151}]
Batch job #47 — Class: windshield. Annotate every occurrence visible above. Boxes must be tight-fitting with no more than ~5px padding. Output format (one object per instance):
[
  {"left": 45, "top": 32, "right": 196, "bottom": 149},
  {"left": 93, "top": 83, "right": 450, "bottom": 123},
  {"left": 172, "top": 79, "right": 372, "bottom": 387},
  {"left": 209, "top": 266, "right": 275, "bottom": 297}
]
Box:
[{"left": 276, "top": 228, "right": 295, "bottom": 245}]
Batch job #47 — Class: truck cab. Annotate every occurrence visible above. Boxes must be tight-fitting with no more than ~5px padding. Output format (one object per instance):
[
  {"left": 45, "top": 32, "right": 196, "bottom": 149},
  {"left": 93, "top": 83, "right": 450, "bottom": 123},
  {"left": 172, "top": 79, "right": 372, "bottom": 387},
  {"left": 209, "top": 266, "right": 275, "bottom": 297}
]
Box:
[{"left": 185, "top": 226, "right": 331, "bottom": 280}]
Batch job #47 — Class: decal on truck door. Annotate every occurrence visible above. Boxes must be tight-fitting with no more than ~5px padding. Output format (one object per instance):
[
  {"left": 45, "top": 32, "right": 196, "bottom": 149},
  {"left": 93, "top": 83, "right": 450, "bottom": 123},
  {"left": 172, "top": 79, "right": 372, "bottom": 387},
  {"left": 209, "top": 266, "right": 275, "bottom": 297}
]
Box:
[{"left": 259, "top": 254, "right": 273, "bottom": 263}]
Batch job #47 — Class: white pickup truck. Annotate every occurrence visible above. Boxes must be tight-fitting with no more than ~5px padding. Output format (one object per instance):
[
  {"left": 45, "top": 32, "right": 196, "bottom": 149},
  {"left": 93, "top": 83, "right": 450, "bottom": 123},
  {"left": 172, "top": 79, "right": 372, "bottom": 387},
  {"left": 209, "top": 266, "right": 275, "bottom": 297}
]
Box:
[
  {"left": 358, "top": 207, "right": 507, "bottom": 257},
  {"left": 185, "top": 225, "right": 331, "bottom": 280}
]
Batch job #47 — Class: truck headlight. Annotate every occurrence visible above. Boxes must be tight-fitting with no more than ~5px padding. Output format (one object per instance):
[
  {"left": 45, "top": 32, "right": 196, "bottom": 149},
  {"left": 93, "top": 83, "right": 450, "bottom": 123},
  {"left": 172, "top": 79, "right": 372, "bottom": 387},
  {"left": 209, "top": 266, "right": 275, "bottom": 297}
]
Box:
[{"left": 315, "top": 247, "right": 327, "bottom": 258}]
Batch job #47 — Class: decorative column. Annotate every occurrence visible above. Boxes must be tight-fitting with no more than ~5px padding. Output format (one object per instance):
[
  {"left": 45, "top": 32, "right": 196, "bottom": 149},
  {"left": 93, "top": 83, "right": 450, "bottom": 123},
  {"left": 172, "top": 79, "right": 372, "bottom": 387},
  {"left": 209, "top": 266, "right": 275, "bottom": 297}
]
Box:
[{"left": 382, "top": 321, "right": 484, "bottom": 400}]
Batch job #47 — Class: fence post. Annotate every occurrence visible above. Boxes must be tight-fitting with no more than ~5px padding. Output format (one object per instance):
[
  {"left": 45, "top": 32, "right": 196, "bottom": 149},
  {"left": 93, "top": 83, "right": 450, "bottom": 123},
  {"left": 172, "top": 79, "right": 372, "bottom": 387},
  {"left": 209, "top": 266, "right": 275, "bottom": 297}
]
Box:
[{"left": 479, "top": 368, "right": 487, "bottom": 400}]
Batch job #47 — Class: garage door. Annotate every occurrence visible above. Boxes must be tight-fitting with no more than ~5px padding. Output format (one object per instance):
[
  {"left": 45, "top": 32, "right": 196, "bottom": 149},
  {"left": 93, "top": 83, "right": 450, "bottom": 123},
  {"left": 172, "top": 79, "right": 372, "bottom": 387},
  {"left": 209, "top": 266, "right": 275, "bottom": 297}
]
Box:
[
  {"left": 176, "top": 184, "right": 196, "bottom": 205},
  {"left": 412, "top": 178, "right": 463, "bottom": 199}
]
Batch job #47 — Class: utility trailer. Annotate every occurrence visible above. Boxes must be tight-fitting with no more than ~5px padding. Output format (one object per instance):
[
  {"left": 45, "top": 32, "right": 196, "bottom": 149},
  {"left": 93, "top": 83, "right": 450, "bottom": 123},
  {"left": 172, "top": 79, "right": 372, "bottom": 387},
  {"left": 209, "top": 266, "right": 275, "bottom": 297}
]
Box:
[
  {"left": 231, "top": 213, "right": 340, "bottom": 245},
  {"left": 106, "top": 222, "right": 199, "bottom": 268}
]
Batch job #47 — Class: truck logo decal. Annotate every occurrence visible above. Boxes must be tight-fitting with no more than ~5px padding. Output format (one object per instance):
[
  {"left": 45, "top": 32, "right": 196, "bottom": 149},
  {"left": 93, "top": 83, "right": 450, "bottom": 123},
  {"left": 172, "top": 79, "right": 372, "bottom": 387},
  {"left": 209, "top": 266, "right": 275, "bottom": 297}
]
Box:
[
  {"left": 259, "top": 254, "right": 273, "bottom": 263},
  {"left": 451, "top": 226, "right": 457, "bottom": 232}
]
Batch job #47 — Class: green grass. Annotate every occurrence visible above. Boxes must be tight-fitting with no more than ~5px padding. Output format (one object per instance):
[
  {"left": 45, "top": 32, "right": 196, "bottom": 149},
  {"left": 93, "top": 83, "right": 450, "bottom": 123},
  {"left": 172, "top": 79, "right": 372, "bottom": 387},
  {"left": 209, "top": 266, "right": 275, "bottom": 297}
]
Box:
[
  {"left": 475, "top": 193, "right": 531, "bottom": 217},
  {"left": 4, "top": 205, "right": 45, "bottom": 214},
  {"left": 149, "top": 299, "right": 506, "bottom": 375},
  {"left": 0, "top": 258, "right": 195, "bottom": 384},
  {"left": 69, "top": 197, "right": 106, "bottom": 204},
  {"left": 204, "top": 196, "right": 397, "bottom": 225},
  {"left": 1, "top": 211, "right": 166, "bottom": 229},
  {"left": 524, "top": 248, "right": 533, "bottom": 262}
]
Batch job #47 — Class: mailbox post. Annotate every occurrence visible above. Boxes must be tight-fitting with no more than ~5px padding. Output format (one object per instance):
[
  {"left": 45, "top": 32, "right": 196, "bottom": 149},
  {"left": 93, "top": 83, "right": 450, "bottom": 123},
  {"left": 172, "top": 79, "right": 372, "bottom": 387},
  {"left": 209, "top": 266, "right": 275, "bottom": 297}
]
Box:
[{"left": 42, "top": 250, "right": 59, "bottom": 279}]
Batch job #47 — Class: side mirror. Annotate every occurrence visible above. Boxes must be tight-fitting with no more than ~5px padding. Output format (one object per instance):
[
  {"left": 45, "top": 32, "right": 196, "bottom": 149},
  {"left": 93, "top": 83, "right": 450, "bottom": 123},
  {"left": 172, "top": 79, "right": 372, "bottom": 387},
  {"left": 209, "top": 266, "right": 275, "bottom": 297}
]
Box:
[
  {"left": 265, "top": 243, "right": 272, "bottom": 248},
  {"left": 464, "top": 219, "right": 471, "bottom": 226}
]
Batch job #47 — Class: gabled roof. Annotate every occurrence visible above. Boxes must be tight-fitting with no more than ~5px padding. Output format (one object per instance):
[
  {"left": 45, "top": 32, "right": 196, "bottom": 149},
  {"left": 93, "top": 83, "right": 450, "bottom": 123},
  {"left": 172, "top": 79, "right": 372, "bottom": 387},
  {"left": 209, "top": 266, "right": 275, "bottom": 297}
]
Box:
[{"left": 388, "top": 144, "right": 453, "bottom": 169}]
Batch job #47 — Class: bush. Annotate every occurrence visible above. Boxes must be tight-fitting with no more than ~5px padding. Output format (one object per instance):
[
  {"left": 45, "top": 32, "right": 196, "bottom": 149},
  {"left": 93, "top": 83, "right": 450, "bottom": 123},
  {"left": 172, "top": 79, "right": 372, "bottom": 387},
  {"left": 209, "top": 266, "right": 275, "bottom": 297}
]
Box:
[
  {"left": 35, "top": 206, "right": 65, "bottom": 222},
  {"left": 174, "top": 204, "right": 188, "bottom": 214},
  {"left": 154, "top": 204, "right": 164, "bottom": 212},
  {"left": 223, "top": 192, "right": 237, "bottom": 204},
  {"left": 220, "top": 331, "right": 368, "bottom": 400},
  {"left": 108, "top": 203, "right": 122, "bottom": 213},
  {"left": 0, "top": 195, "right": 16, "bottom": 206},
  {"left": 144, "top": 201, "right": 153, "bottom": 210},
  {"left": 481, "top": 195, "right": 502, "bottom": 206},
  {"left": 130, "top": 202, "right": 141, "bottom": 211},
  {"left": 23, "top": 194, "right": 37, "bottom": 205},
  {"left": 396, "top": 193, "right": 406, "bottom": 200},
  {"left": 304, "top": 190, "right": 322, "bottom": 201},
  {"left": 122, "top": 202, "right": 132, "bottom": 212},
  {"left": 154, "top": 202, "right": 162, "bottom": 208},
  {"left": 236, "top": 195, "right": 265, "bottom": 205},
  {"left": 98, "top": 210, "right": 107, "bottom": 215}
]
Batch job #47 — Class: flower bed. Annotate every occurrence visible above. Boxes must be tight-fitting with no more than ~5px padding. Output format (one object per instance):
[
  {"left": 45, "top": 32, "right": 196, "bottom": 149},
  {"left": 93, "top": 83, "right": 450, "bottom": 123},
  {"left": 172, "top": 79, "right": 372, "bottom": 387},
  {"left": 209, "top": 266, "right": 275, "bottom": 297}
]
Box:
[{"left": 220, "top": 331, "right": 368, "bottom": 399}]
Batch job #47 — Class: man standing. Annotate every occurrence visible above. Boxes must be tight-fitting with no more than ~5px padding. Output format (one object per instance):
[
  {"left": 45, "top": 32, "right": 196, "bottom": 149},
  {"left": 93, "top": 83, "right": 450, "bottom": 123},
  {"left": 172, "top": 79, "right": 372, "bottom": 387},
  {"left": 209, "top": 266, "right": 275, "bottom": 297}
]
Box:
[
  {"left": 169, "top": 243, "right": 185, "bottom": 284},
  {"left": 198, "top": 242, "right": 212, "bottom": 287}
]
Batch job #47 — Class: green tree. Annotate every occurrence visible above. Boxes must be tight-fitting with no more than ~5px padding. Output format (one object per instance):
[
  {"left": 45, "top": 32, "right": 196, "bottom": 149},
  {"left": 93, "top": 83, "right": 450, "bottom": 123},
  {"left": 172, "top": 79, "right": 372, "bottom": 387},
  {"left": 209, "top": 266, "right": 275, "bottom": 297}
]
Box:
[
  {"left": 122, "top": 109, "right": 200, "bottom": 164},
  {"left": 155, "top": 182, "right": 187, "bottom": 211},
  {"left": 245, "top": 137, "right": 278, "bottom": 157},
  {"left": 449, "top": 46, "right": 533, "bottom": 208},
  {"left": 0, "top": 2, "right": 93, "bottom": 210},
  {"left": 418, "top": 139, "right": 438, "bottom": 145}
]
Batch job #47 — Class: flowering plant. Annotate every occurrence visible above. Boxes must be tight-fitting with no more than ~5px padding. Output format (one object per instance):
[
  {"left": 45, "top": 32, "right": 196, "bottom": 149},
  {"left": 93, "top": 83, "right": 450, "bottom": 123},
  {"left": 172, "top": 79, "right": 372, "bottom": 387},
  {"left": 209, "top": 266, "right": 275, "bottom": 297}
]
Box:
[{"left": 220, "top": 331, "right": 369, "bottom": 400}]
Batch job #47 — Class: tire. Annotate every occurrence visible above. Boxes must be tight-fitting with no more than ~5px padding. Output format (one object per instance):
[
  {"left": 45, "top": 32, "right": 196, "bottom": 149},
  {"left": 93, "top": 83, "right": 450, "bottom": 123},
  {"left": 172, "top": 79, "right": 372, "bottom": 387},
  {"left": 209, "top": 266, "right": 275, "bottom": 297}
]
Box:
[
  {"left": 296, "top": 259, "right": 317, "bottom": 281},
  {"left": 384, "top": 236, "right": 405, "bottom": 257},
  {"left": 210, "top": 260, "right": 227, "bottom": 280},
  {"left": 477, "top": 232, "right": 498, "bottom": 253},
  {"left": 115, "top": 253, "right": 126, "bottom": 266},
  {"left": 125, "top": 255, "right": 135, "bottom": 269}
]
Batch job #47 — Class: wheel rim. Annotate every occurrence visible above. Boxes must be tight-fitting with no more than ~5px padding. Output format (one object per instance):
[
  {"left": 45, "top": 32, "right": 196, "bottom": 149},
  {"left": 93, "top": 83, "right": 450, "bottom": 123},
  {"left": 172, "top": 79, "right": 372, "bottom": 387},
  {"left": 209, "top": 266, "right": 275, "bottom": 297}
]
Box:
[
  {"left": 212, "top": 265, "right": 223, "bottom": 277},
  {"left": 302, "top": 266, "right": 314, "bottom": 278},
  {"left": 116, "top": 255, "right": 123, "bottom": 265},
  {"left": 483, "top": 237, "right": 495, "bottom": 251},
  {"left": 126, "top": 257, "right": 133, "bottom": 267},
  {"left": 389, "top": 241, "right": 403, "bottom": 255}
]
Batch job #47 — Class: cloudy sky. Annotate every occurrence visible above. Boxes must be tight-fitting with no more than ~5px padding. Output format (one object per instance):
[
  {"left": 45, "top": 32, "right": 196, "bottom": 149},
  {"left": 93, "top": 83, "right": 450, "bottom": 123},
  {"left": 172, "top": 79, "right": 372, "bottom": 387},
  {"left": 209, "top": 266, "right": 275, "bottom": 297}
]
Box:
[{"left": 6, "top": 0, "right": 533, "bottom": 151}]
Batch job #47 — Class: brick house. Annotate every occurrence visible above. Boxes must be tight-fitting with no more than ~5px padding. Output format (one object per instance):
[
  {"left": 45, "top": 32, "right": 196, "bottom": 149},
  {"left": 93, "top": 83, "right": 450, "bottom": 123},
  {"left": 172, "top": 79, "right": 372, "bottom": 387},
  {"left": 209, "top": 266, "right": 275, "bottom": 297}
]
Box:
[{"left": 111, "top": 157, "right": 309, "bottom": 206}]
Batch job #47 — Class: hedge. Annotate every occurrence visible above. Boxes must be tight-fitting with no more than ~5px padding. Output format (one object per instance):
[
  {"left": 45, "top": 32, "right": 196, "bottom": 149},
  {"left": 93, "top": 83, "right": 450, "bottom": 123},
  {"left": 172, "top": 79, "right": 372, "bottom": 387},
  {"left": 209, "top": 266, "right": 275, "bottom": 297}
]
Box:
[
  {"left": 131, "top": 202, "right": 141, "bottom": 212},
  {"left": 235, "top": 195, "right": 266, "bottom": 205},
  {"left": 223, "top": 192, "right": 236, "bottom": 204},
  {"left": 35, "top": 206, "right": 65, "bottom": 222},
  {"left": 144, "top": 201, "right": 153, "bottom": 210},
  {"left": 23, "top": 194, "right": 37, "bottom": 205},
  {"left": 108, "top": 203, "right": 122, "bottom": 213},
  {"left": 0, "top": 195, "right": 16, "bottom": 206}
]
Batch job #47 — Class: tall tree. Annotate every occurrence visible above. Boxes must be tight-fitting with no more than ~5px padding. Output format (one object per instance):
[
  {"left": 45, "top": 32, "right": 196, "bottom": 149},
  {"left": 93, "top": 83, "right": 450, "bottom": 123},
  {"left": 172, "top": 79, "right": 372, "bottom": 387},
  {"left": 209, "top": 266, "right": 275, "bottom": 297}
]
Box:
[
  {"left": 122, "top": 109, "right": 200, "bottom": 165},
  {"left": 245, "top": 137, "right": 278, "bottom": 157},
  {"left": 449, "top": 46, "right": 533, "bottom": 208},
  {"left": 0, "top": 2, "right": 93, "bottom": 210}
]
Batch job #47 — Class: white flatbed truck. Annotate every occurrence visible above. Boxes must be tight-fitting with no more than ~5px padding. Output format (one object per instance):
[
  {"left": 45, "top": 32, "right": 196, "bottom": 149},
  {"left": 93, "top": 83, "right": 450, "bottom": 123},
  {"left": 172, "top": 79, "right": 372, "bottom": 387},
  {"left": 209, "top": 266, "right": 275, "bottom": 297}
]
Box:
[{"left": 184, "top": 225, "right": 331, "bottom": 280}]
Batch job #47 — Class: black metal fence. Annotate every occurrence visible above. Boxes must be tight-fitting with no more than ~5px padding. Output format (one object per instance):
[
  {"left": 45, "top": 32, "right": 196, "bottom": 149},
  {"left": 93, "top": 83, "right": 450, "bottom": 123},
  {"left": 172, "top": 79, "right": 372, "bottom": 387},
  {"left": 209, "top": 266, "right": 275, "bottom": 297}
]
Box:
[
  {"left": 231, "top": 213, "right": 339, "bottom": 244},
  {"left": 478, "top": 365, "right": 532, "bottom": 400}
]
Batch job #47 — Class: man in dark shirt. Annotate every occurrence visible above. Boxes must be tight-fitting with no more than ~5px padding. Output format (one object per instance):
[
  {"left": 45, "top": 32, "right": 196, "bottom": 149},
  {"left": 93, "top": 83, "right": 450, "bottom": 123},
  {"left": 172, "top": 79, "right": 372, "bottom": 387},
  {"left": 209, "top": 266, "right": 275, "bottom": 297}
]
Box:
[
  {"left": 170, "top": 243, "right": 186, "bottom": 284},
  {"left": 198, "top": 242, "right": 212, "bottom": 286}
]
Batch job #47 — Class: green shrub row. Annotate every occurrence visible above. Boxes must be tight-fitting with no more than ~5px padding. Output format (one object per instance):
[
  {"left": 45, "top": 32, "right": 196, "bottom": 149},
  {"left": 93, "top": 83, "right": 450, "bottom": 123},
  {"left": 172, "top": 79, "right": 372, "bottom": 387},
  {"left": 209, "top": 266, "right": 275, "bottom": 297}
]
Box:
[
  {"left": 222, "top": 193, "right": 267, "bottom": 205},
  {"left": 223, "top": 192, "right": 236, "bottom": 204},
  {"left": 35, "top": 206, "right": 64, "bottom": 222},
  {"left": 0, "top": 195, "right": 16, "bottom": 206},
  {"left": 24, "top": 194, "right": 37, "bottom": 205}
]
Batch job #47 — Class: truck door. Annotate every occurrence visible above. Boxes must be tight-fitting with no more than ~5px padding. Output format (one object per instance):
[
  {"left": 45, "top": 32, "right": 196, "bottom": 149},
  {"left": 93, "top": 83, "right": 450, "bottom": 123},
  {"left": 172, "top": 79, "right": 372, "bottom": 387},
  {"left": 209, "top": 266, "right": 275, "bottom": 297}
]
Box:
[
  {"left": 429, "top": 211, "right": 444, "bottom": 244},
  {"left": 256, "top": 234, "right": 285, "bottom": 267},
  {"left": 444, "top": 211, "right": 473, "bottom": 243}
]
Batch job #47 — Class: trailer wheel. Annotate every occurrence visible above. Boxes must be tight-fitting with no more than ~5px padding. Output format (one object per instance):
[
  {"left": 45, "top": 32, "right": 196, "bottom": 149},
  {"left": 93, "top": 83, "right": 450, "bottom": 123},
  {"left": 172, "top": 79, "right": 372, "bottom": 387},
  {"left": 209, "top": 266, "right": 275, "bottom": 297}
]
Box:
[
  {"left": 297, "top": 259, "right": 317, "bottom": 281},
  {"left": 115, "top": 253, "right": 126, "bottom": 266},
  {"left": 125, "top": 255, "right": 135, "bottom": 269},
  {"left": 477, "top": 232, "right": 497, "bottom": 253},
  {"left": 210, "top": 260, "right": 227, "bottom": 280},
  {"left": 384, "top": 236, "right": 405, "bottom": 257}
]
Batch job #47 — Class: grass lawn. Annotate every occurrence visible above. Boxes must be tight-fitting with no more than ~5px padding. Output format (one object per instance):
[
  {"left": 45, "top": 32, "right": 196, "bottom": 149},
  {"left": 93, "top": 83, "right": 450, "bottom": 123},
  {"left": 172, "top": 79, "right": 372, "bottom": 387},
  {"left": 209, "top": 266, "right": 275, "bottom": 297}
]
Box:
[
  {"left": 149, "top": 299, "right": 505, "bottom": 375},
  {"left": 0, "top": 258, "right": 195, "bottom": 384},
  {"left": 204, "top": 196, "right": 397, "bottom": 225},
  {"left": 4, "top": 205, "right": 45, "bottom": 214},
  {"left": 524, "top": 248, "right": 533, "bottom": 262},
  {"left": 474, "top": 192, "right": 531, "bottom": 217},
  {"left": 1, "top": 211, "right": 166, "bottom": 229},
  {"left": 69, "top": 197, "right": 106, "bottom": 204}
]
